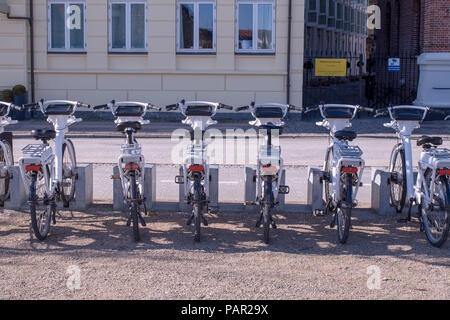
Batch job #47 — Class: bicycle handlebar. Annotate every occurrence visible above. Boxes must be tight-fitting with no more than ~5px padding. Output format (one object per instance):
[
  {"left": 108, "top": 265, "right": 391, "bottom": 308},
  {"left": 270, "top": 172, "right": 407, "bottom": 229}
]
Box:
[
  {"left": 165, "top": 104, "right": 179, "bottom": 111},
  {"left": 235, "top": 106, "right": 249, "bottom": 112},
  {"left": 218, "top": 103, "right": 233, "bottom": 110},
  {"left": 93, "top": 104, "right": 109, "bottom": 110}
]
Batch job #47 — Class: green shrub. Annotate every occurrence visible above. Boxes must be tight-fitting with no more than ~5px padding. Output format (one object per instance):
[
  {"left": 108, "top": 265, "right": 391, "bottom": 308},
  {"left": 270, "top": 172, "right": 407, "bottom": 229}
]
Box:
[
  {"left": 0, "top": 89, "right": 14, "bottom": 102},
  {"left": 12, "top": 84, "right": 27, "bottom": 96}
]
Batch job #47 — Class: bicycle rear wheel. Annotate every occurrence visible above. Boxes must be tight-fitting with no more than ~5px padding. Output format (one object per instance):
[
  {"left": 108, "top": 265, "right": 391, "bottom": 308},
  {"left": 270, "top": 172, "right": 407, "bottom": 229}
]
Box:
[
  {"left": 29, "top": 170, "right": 52, "bottom": 241},
  {"left": 389, "top": 144, "right": 406, "bottom": 213},
  {"left": 336, "top": 174, "right": 352, "bottom": 244},
  {"left": 60, "top": 140, "right": 77, "bottom": 206},
  {"left": 0, "top": 140, "right": 12, "bottom": 204},
  {"left": 262, "top": 176, "right": 273, "bottom": 244},
  {"left": 421, "top": 170, "right": 450, "bottom": 247},
  {"left": 129, "top": 173, "right": 140, "bottom": 242}
]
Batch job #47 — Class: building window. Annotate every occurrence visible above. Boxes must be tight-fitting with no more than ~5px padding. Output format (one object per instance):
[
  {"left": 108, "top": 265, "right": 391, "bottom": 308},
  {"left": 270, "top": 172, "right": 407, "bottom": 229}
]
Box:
[
  {"left": 108, "top": 0, "right": 148, "bottom": 53},
  {"left": 307, "top": 0, "right": 317, "bottom": 25},
  {"left": 177, "top": 1, "right": 216, "bottom": 53},
  {"left": 48, "top": 1, "right": 86, "bottom": 52},
  {"left": 236, "top": 1, "right": 275, "bottom": 53}
]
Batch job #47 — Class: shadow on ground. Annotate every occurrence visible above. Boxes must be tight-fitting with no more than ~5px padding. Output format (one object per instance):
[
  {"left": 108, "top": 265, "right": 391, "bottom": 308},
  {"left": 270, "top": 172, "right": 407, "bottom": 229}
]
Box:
[{"left": 0, "top": 204, "right": 448, "bottom": 268}]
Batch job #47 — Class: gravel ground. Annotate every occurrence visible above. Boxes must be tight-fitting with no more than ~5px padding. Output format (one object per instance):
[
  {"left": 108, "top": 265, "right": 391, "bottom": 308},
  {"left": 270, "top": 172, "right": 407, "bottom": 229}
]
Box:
[{"left": 0, "top": 206, "right": 448, "bottom": 300}]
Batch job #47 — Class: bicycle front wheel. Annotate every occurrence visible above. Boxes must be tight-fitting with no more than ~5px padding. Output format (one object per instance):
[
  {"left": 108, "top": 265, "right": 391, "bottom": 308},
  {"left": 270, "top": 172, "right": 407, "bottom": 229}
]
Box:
[
  {"left": 0, "top": 140, "right": 12, "bottom": 204},
  {"left": 422, "top": 170, "right": 450, "bottom": 247},
  {"left": 389, "top": 144, "right": 406, "bottom": 213},
  {"left": 29, "top": 171, "right": 52, "bottom": 241},
  {"left": 60, "top": 140, "right": 77, "bottom": 206}
]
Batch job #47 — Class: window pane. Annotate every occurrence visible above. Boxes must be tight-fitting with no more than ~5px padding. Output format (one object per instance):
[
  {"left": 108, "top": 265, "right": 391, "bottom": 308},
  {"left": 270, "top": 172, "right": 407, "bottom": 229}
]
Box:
[
  {"left": 69, "top": 4, "right": 84, "bottom": 49},
  {"left": 111, "top": 4, "right": 126, "bottom": 49},
  {"left": 51, "top": 4, "right": 65, "bottom": 49},
  {"left": 199, "top": 4, "right": 213, "bottom": 49},
  {"left": 238, "top": 4, "right": 253, "bottom": 49},
  {"left": 131, "top": 3, "right": 145, "bottom": 49},
  {"left": 180, "top": 4, "right": 194, "bottom": 49},
  {"left": 258, "top": 4, "right": 272, "bottom": 49}
]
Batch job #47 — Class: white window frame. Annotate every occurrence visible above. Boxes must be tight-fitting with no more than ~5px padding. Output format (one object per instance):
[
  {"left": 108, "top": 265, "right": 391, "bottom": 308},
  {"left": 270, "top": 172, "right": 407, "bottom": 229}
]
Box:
[
  {"left": 108, "top": 0, "right": 148, "bottom": 53},
  {"left": 235, "top": 0, "right": 276, "bottom": 54},
  {"left": 176, "top": 0, "right": 216, "bottom": 53},
  {"left": 47, "top": 0, "right": 86, "bottom": 52}
]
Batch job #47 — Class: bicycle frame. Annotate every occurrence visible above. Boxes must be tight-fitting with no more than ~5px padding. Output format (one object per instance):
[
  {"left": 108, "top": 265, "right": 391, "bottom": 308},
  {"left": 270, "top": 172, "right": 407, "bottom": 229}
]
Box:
[
  {"left": 0, "top": 102, "right": 17, "bottom": 173},
  {"left": 247, "top": 103, "right": 289, "bottom": 205},
  {"left": 175, "top": 101, "right": 221, "bottom": 203},
  {"left": 317, "top": 104, "right": 365, "bottom": 206},
  {"left": 19, "top": 100, "right": 81, "bottom": 196},
  {"left": 383, "top": 105, "right": 429, "bottom": 203},
  {"left": 104, "top": 101, "right": 150, "bottom": 202}
]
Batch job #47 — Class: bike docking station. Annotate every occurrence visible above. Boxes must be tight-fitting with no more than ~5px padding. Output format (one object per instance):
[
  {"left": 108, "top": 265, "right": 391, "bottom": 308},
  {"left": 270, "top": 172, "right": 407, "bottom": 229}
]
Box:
[
  {"left": 113, "top": 164, "right": 157, "bottom": 211},
  {"left": 371, "top": 167, "right": 418, "bottom": 216},
  {"left": 306, "top": 166, "right": 325, "bottom": 214}
]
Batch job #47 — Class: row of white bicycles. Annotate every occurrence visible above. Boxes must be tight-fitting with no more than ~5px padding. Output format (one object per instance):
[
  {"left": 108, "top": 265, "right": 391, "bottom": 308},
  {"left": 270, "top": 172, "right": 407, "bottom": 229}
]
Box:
[{"left": 0, "top": 99, "right": 448, "bottom": 247}]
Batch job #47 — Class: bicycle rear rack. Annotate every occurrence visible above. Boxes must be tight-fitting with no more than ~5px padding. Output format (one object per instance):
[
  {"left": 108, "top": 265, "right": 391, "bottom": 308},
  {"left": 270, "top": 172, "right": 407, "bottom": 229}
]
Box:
[
  {"left": 22, "top": 144, "right": 49, "bottom": 157},
  {"left": 337, "top": 144, "right": 363, "bottom": 158}
]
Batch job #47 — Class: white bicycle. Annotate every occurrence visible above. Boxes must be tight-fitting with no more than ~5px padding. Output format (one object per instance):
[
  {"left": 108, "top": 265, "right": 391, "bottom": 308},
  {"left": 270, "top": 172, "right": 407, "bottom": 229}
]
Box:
[
  {"left": 0, "top": 101, "right": 20, "bottom": 207},
  {"left": 94, "top": 100, "right": 160, "bottom": 241},
  {"left": 375, "top": 105, "right": 450, "bottom": 247},
  {"left": 19, "top": 100, "right": 89, "bottom": 240},
  {"left": 236, "top": 102, "right": 300, "bottom": 244},
  {"left": 166, "top": 100, "right": 232, "bottom": 242},
  {"left": 305, "top": 104, "right": 369, "bottom": 243}
]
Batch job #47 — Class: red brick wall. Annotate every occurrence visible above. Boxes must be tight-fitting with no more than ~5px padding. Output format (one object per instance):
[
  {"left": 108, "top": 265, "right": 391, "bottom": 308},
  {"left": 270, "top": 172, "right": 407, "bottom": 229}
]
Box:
[
  {"left": 375, "top": 0, "right": 449, "bottom": 54},
  {"left": 422, "top": 0, "right": 450, "bottom": 52}
]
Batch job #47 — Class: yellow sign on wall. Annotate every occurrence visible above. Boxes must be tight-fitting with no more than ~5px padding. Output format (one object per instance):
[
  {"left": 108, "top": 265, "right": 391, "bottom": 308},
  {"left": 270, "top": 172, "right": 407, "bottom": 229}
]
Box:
[{"left": 315, "top": 59, "right": 347, "bottom": 77}]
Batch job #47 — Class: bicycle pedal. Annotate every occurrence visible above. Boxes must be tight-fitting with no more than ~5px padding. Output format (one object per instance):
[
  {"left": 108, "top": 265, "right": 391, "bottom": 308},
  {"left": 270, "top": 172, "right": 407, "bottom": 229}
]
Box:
[
  {"left": 60, "top": 182, "right": 71, "bottom": 187},
  {"left": 186, "top": 213, "right": 194, "bottom": 226},
  {"left": 397, "top": 217, "right": 409, "bottom": 223},
  {"left": 313, "top": 209, "right": 326, "bottom": 217},
  {"left": 271, "top": 221, "right": 277, "bottom": 229},
  {"left": 111, "top": 174, "right": 120, "bottom": 180},
  {"left": 278, "top": 185, "right": 290, "bottom": 195},
  {"left": 175, "top": 175, "right": 184, "bottom": 184},
  {"left": 201, "top": 215, "right": 208, "bottom": 226},
  {"left": 245, "top": 201, "right": 256, "bottom": 206},
  {"left": 148, "top": 211, "right": 156, "bottom": 216}
]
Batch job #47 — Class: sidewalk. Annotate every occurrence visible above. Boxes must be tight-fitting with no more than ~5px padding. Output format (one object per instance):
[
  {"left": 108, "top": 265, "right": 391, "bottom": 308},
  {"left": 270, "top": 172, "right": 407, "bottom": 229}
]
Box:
[{"left": 8, "top": 118, "right": 450, "bottom": 138}]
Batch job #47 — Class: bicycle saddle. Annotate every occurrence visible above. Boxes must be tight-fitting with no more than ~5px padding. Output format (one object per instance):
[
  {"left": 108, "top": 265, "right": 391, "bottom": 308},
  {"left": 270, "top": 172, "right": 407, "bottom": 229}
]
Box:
[
  {"left": 32, "top": 129, "right": 56, "bottom": 141},
  {"left": 116, "top": 121, "right": 142, "bottom": 132},
  {"left": 185, "top": 104, "right": 213, "bottom": 116},
  {"left": 334, "top": 130, "right": 357, "bottom": 141},
  {"left": 392, "top": 108, "right": 423, "bottom": 121},
  {"left": 254, "top": 107, "right": 283, "bottom": 118},
  {"left": 417, "top": 136, "right": 443, "bottom": 147},
  {"left": 114, "top": 105, "right": 144, "bottom": 117},
  {"left": 44, "top": 104, "right": 74, "bottom": 115},
  {"left": 324, "top": 108, "right": 353, "bottom": 119}
]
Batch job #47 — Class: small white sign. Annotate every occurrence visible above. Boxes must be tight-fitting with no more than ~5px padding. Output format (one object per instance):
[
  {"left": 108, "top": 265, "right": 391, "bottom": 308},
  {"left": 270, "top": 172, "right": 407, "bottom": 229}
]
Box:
[{"left": 388, "top": 58, "right": 400, "bottom": 72}]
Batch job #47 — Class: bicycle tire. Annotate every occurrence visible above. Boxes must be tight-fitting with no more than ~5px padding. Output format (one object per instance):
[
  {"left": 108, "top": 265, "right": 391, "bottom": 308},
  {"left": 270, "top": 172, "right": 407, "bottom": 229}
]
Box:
[
  {"left": 422, "top": 170, "right": 450, "bottom": 247},
  {"left": 29, "top": 173, "right": 52, "bottom": 241},
  {"left": 389, "top": 143, "right": 406, "bottom": 213},
  {"left": 262, "top": 204, "right": 270, "bottom": 244},
  {"left": 0, "top": 140, "right": 12, "bottom": 203},
  {"left": 337, "top": 174, "right": 352, "bottom": 244},
  {"left": 60, "top": 140, "right": 77, "bottom": 206},
  {"left": 193, "top": 202, "right": 201, "bottom": 242},
  {"left": 129, "top": 173, "right": 140, "bottom": 242},
  {"left": 262, "top": 175, "right": 273, "bottom": 244},
  {"left": 324, "top": 146, "right": 333, "bottom": 207},
  {"left": 192, "top": 176, "right": 202, "bottom": 242}
]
